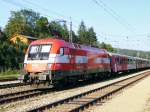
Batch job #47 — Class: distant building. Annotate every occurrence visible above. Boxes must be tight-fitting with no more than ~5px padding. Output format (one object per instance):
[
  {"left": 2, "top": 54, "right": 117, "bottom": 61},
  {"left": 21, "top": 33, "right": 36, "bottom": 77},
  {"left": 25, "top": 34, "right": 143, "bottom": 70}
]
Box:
[{"left": 10, "top": 34, "right": 38, "bottom": 45}]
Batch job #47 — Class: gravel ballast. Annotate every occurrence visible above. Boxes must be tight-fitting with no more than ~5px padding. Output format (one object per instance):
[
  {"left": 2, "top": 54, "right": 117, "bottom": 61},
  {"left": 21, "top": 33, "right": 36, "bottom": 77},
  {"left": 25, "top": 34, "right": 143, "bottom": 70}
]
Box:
[{"left": 0, "top": 70, "right": 150, "bottom": 112}]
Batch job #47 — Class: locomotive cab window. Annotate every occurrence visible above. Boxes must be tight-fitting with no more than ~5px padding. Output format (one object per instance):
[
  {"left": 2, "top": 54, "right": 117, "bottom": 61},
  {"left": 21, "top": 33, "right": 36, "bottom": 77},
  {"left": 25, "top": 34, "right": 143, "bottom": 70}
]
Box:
[
  {"left": 41, "top": 45, "right": 51, "bottom": 53},
  {"left": 40, "top": 45, "right": 51, "bottom": 60},
  {"left": 28, "top": 44, "right": 51, "bottom": 60},
  {"left": 30, "top": 45, "right": 39, "bottom": 53}
]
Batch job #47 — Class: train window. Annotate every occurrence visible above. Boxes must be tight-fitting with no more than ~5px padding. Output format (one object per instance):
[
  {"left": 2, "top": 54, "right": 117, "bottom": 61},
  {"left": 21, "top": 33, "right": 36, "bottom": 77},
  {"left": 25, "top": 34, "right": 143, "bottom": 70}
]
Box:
[
  {"left": 28, "top": 45, "right": 40, "bottom": 60},
  {"left": 40, "top": 45, "right": 51, "bottom": 60},
  {"left": 28, "top": 44, "right": 51, "bottom": 60},
  {"left": 41, "top": 45, "right": 51, "bottom": 53},
  {"left": 60, "top": 48, "right": 64, "bottom": 56},
  {"left": 129, "top": 59, "right": 131, "bottom": 64},
  {"left": 130, "top": 59, "right": 133, "bottom": 64},
  {"left": 30, "top": 45, "right": 39, "bottom": 53}
]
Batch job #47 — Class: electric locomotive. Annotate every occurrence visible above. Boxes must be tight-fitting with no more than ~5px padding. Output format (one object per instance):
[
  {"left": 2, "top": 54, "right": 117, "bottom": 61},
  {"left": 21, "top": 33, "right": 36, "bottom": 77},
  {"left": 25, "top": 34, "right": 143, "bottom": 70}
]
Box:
[{"left": 23, "top": 37, "right": 111, "bottom": 86}]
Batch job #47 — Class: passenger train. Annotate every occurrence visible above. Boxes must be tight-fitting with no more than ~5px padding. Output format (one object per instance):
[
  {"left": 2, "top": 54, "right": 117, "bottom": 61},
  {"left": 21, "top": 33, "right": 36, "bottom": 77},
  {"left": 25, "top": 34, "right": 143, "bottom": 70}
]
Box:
[{"left": 23, "top": 37, "right": 150, "bottom": 86}]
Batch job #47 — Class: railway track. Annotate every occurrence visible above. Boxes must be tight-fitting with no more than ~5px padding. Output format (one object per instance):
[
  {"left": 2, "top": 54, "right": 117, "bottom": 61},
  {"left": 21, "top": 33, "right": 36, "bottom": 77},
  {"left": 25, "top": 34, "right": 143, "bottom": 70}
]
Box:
[
  {"left": 0, "top": 82, "right": 30, "bottom": 89},
  {"left": 28, "top": 71, "right": 150, "bottom": 112},
  {"left": 0, "top": 88, "right": 51, "bottom": 105}
]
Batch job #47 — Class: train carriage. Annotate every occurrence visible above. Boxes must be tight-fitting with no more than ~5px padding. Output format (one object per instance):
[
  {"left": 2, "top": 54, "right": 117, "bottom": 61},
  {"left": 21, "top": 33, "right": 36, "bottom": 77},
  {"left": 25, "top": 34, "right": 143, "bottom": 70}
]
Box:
[
  {"left": 110, "top": 53, "right": 137, "bottom": 73},
  {"left": 127, "top": 56, "right": 136, "bottom": 71},
  {"left": 110, "top": 53, "right": 128, "bottom": 73},
  {"left": 136, "top": 57, "right": 150, "bottom": 69}
]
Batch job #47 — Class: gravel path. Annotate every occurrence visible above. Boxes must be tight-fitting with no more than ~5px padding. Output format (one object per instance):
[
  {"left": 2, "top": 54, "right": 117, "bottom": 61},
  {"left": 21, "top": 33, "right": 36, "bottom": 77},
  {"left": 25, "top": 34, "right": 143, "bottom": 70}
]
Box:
[
  {"left": 89, "top": 71, "right": 150, "bottom": 112},
  {"left": 0, "top": 70, "right": 149, "bottom": 112}
]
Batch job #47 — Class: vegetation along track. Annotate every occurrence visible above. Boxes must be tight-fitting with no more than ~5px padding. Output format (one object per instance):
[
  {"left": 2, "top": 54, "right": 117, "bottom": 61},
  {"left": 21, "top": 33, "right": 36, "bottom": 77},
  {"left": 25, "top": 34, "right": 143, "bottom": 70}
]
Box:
[
  {"left": 0, "top": 88, "right": 51, "bottom": 105},
  {"left": 0, "top": 78, "right": 17, "bottom": 82},
  {"left": 28, "top": 71, "right": 150, "bottom": 112}
]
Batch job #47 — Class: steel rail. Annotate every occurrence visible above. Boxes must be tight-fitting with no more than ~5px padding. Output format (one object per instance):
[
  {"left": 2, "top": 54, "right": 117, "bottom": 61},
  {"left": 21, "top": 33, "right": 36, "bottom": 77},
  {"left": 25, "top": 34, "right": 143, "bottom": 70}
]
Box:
[
  {"left": 0, "top": 89, "right": 50, "bottom": 105},
  {"left": 0, "top": 82, "right": 31, "bottom": 89}
]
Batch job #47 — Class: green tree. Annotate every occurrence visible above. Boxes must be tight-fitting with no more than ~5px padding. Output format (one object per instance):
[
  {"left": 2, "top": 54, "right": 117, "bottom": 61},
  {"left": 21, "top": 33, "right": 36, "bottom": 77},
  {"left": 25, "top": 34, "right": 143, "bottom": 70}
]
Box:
[
  {"left": 100, "top": 42, "right": 114, "bottom": 52},
  {"left": 72, "top": 31, "right": 79, "bottom": 43},
  {"left": 0, "top": 28, "right": 7, "bottom": 42},
  {"left": 78, "top": 21, "right": 89, "bottom": 44},
  {"left": 87, "top": 27, "right": 97, "bottom": 46},
  {"left": 35, "top": 16, "right": 50, "bottom": 38},
  {"left": 48, "top": 21, "right": 64, "bottom": 39},
  {"left": 4, "top": 9, "right": 40, "bottom": 38},
  {"left": 61, "top": 23, "right": 69, "bottom": 41},
  {"left": 78, "top": 21, "right": 98, "bottom": 46}
]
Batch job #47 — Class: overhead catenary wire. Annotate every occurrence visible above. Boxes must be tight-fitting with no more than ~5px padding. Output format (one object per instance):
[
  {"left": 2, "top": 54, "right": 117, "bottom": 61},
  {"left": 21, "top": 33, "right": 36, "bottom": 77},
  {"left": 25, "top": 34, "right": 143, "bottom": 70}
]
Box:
[
  {"left": 22, "top": 0, "right": 83, "bottom": 31},
  {"left": 1, "top": 0, "right": 139, "bottom": 37},
  {"left": 23, "top": 0, "right": 69, "bottom": 20},
  {"left": 98, "top": 0, "right": 135, "bottom": 31},
  {"left": 92, "top": 0, "right": 135, "bottom": 33},
  {"left": 22, "top": 0, "right": 149, "bottom": 50},
  {"left": 2, "top": 0, "right": 150, "bottom": 50},
  {"left": 2, "top": 0, "right": 26, "bottom": 8}
]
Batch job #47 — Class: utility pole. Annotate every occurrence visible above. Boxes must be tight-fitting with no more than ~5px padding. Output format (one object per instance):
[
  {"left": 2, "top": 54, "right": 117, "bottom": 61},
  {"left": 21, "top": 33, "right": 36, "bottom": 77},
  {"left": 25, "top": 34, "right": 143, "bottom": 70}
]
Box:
[{"left": 69, "top": 17, "right": 72, "bottom": 43}]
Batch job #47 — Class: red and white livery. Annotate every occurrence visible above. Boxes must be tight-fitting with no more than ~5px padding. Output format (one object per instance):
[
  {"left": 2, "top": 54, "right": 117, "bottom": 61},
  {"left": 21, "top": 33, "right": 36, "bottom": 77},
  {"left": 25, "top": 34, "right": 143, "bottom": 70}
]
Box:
[
  {"left": 24, "top": 37, "right": 111, "bottom": 84},
  {"left": 23, "top": 37, "right": 150, "bottom": 86}
]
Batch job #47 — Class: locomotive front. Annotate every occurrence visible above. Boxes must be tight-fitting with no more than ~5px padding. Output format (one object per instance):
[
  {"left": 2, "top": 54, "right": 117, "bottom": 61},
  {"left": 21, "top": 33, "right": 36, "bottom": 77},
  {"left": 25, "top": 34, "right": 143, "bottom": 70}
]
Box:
[{"left": 23, "top": 39, "right": 61, "bottom": 84}]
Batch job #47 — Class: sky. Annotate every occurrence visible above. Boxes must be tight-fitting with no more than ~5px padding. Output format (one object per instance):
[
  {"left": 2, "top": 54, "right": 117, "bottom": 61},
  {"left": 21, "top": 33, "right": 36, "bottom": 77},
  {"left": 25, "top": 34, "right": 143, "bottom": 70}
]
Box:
[{"left": 0, "top": 0, "right": 150, "bottom": 51}]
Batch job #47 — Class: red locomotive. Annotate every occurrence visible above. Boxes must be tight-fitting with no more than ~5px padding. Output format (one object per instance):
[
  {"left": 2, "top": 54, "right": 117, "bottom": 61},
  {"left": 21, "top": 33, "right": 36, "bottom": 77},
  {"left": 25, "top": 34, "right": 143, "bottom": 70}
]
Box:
[{"left": 23, "top": 37, "right": 150, "bottom": 86}]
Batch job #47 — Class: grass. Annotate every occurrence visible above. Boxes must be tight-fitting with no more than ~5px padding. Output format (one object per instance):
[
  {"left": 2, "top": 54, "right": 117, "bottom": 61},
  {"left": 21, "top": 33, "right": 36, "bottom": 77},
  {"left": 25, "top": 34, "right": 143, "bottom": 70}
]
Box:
[{"left": 0, "top": 69, "right": 21, "bottom": 80}]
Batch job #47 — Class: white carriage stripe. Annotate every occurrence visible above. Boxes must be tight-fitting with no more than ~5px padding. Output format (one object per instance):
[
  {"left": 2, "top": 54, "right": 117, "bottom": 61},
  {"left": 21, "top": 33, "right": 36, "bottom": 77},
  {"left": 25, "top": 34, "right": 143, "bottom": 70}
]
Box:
[
  {"left": 75, "top": 56, "right": 88, "bottom": 63},
  {"left": 127, "top": 64, "right": 136, "bottom": 70},
  {"left": 24, "top": 54, "right": 70, "bottom": 64},
  {"left": 24, "top": 54, "right": 110, "bottom": 64},
  {"left": 94, "top": 58, "right": 110, "bottom": 64},
  {"left": 54, "top": 55, "right": 70, "bottom": 63}
]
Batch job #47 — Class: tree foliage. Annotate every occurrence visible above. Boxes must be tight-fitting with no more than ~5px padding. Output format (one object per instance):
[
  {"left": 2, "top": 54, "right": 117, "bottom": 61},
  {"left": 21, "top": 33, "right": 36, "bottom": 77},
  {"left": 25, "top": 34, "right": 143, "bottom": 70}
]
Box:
[
  {"left": 4, "top": 9, "right": 40, "bottom": 38},
  {"left": 77, "top": 21, "right": 97, "bottom": 46},
  {"left": 0, "top": 28, "right": 7, "bottom": 42},
  {"left": 78, "top": 21, "right": 88, "bottom": 44},
  {"left": 0, "top": 37, "right": 26, "bottom": 71},
  {"left": 87, "top": 27, "right": 97, "bottom": 46},
  {"left": 34, "top": 16, "right": 50, "bottom": 38},
  {"left": 100, "top": 42, "right": 114, "bottom": 52}
]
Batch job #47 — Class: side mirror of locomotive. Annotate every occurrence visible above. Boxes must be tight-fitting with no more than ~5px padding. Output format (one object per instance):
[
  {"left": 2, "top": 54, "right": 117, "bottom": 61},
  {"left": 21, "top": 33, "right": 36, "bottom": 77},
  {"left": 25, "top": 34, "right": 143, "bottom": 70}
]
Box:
[{"left": 59, "top": 47, "right": 64, "bottom": 56}]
